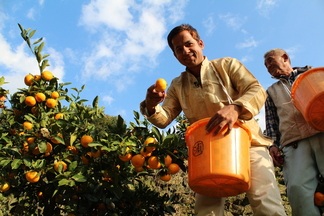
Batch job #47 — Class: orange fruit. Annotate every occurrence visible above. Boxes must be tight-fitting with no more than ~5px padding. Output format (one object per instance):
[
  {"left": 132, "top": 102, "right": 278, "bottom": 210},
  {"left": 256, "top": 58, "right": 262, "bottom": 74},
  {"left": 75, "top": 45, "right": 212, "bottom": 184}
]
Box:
[
  {"left": 131, "top": 154, "right": 145, "bottom": 167},
  {"left": 41, "top": 71, "right": 53, "bottom": 81},
  {"left": 315, "top": 192, "right": 324, "bottom": 206},
  {"left": 31, "top": 107, "right": 39, "bottom": 116},
  {"left": 160, "top": 174, "right": 171, "bottom": 181},
  {"left": 168, "top": 163, "right": 180, "bottom": 174},
  {"left": 119, "top": 152, "right": 132, "bottom": 161},
  {"left": 67, "top": 146, "right": 78, "bottom": 155},
  {"left": 24, "top": 74, "right": 34, "bottom": 86},
  {"left": 13, "top": 110, "right": 22, "bottom": 116},
  {"left": 88, "top": 150, "right": 101, "bottom": 158},
  {"left": 140, "top": 148, "right": 152, "bottom": 157},
  {"left": 54, "top": 161, "right": 67, "bottom": 172},
  {"left": 0, "top": 182, "right": 10, "bottom": 192},
  {"left": 23, "top": 121, "right": 33, "bottom": 130},
  {"left": 26, "top": 137, "right": 36, "bottom": 144},
  {"left": 54, "top": 113, "right": 64, "bottom": 120},
  {"left": 134, "top": 166, "right": 145, "bottom": 173},
  {"left": 51, "top": 133, "right": 63, "bottom": 144},
  {"left": 81, "top": 156, "right": 89, "bottom": 164},
  {"left": 34, "top": 75, "right": 41, "bottom": 81},
  {"left": 32, "top": 146, "right": 41, "bottom": 155},
  {"left": 35, "top": 92, "right": 46, "bottom": 102},
  {"left": 46, "top": 98, "right": 57, "bottom": 108},
  {"left": 155, "top": 78, "right": 167, "bottom": 92},
  {"left": 51, "top": 91, "right": 59, "bottom": 99},
  {"left": 45, "top": 142, "right": 53, "bottom": 153},
  {"left": 26, "top": 171, "right": 40, "bottom": 183},
  {"left": 147, "top": 156, "right": 161, "bottom": 169},
  {"left": 22, "top": 142, "right": 29, "bottom": 153},
  {"left": 97, "top": 203, "right": 106, "bottom": 211},
  {"left": 164, "top": 155, "right": 172, "bottom": 167},
  {"left": 25, "top": 96, "right": 36, "bottom": 106},
  {"left": 80, "top": 135, "right": 93, "bottom": 148},
  {"left": 143, "top": 137, "right": 157, "bottom": 152}
]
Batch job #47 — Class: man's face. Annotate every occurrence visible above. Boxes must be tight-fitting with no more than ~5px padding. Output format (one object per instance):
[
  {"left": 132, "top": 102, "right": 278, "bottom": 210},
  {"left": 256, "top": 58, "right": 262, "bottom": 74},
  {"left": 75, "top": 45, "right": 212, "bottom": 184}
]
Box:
[
  {"left": 171, "top": 30, "right": 204, "bottom": 69},
  {"left": 264, "top": 51, "right": 291, "bottom": 77}
]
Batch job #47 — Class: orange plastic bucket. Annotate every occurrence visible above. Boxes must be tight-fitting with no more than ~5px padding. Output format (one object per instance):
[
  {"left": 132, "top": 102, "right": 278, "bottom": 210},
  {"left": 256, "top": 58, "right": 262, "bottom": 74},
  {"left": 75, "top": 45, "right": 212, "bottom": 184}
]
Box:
[
  {"left": 291, "top": 67, "right": 324, "bottom": 131},
  {"left": 185, "top": 118, "right": 251, "bottom": 197}
]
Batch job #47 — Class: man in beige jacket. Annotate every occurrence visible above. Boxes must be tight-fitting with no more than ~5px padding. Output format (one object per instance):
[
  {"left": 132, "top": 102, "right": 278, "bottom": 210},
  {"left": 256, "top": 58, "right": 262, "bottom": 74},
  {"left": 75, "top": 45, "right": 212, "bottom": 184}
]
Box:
[{"left": 140, "top": 24, "right": 286, "bottom": 215}]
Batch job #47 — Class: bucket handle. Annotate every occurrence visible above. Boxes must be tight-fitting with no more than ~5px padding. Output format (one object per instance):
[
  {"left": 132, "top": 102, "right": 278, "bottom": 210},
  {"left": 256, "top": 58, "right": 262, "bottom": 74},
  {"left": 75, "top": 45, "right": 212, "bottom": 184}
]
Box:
[{"left": 210, "top": 62, "right": 234, "bottom": 104}]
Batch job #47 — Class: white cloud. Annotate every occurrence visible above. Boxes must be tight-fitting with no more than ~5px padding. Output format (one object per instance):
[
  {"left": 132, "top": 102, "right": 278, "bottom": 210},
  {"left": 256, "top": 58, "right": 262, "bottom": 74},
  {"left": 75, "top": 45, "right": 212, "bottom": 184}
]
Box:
[
  {"left": 236, "top": 36, "right": 259, "bottom": 49},
  {"left": 102, "top": 94, "right": 114, "bottom": 105},
  {"left": 27, "top": 8, "right": 36, "bottom": 20},
  {"left": 240, "top": 55, "right": 254, "bottom": 63},
  {"left": 219, "top": 13, "right": 247, "bottom": 31},
  {"left": 256, "top": 0, "right": 279, "bottom": 17},
  {"left": 78, "top": 0, "right": 188, "bottom": 91},
  {"left": 0, "top": 11, "right": 7, "bottom": 31},
  {"left": 203, "top": 14, "right": 216, "bottom": 36}
]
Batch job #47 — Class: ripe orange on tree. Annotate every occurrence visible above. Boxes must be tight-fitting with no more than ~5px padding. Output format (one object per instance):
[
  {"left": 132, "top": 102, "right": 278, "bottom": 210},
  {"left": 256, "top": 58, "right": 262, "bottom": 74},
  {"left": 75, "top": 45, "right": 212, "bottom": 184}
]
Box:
[
  {"left": 23, "top": 121, "right": 33, "bottom": 130},
  {"left": 26, "top": 171, "right": 40, "bottom": 183},
  {"left": 155, "top": 78, "right": 167, "bottom": 92},
  {"left": 140, "top": 148, "right": 152, "bottom": 157},
  {"left": 160, "top": 174, "right": 171, "bottom": 182},
  {"left": 0, "top": 182, "right": 10, "bottom": 192},
  {"left": 46, "top": 98, "right": 57, "bottom": 108},
  {"left": 24, "top": 74, "right": 35, "bottom": 86},
  {"left": 131, "top": 154, "right": 145, "bottom": 167},
  {"left": 51, "top": 91, "right": 59, "bottom": 99},
  {"left": 41, "top": 71, "right": 53, "bottom": 81},
  {"left": 45, "top": 142, "right": 53, "bottom": 153},
  {"left": 67, "top": 146, "right": 78, "bottom": 155},
  {"left": 26, "top": 137, "right": 36, "bottom": 144},
  {"left": 35, "top": 92, "right": 46, "bottom": 102},
  {"left": 148, "top": 156, "right": 161, "bottom": 169},
  {"left": 80, "top": 135, "right": 93, "bottom": 147},
  {"left": 25, "top": 96, "right": 36, "bottom": 106},
  {"left": 164, "top": 155, "right": 172, "bottom": 167},
  {"left": 119, "top": 152, "right": 132, "bottom": 161},
  {"left": 54, "top": 161, "right": 67, "bottom": 172},
  {"left": 143, "top": 137, "right": 157, "bottom": 152},
  {"left": 54, "top": 113, "right": 64, "bottom": 120},
  {"left": 31, "top": 107, "right": 39, "bottom": 116},
  {"left": 168, "top": 163, "right": 180, "bottom": 174}
]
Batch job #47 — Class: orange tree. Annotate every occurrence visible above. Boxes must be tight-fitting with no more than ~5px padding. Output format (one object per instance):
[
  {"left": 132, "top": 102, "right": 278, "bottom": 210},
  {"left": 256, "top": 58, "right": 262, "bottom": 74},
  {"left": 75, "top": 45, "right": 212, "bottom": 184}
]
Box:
[{"left": 0, "top": 24, "right": 189, "bottom": 216}]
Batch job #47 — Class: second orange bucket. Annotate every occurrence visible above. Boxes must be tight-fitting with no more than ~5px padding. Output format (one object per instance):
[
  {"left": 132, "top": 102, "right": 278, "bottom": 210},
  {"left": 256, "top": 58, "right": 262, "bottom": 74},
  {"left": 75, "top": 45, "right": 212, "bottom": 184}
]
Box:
[
  {"left": 291, "top": 67, "right": 324, "bottom": 131},
  {"left": 185, "top": 118, "right": 251, "bottom": 197}
]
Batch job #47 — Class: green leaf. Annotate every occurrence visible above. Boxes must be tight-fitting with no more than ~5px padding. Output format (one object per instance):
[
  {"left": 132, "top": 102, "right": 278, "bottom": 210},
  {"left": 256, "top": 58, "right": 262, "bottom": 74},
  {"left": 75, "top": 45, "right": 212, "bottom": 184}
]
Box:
[
  {"left": 38, "top": 141, "right": 47, "bottom": 153},
  {"left": 92, "top": 96, "right": 99, "bottom": 108},
  {"left": 29, "top": 30, "right": 36, "bottom": 38},
  {"left": 11, "top": 159, "right": 22, "bottom": 169},
  {"left": 70, "top": 132, "right": 78, "bottom": 145},
  {"left": 36, "top": 51, "right": 42, "bottom": 63},
  {"left": 88, "top": 142, "right": 103, "bottom": 147},
  {"left": 72, "top": 173, "right": 87, "bottom": 182},
  {"left": 58, "top": 179, "right": 75, "bottom": 187},
  {"left": 23, "top": 158, "right": 32, "bottom": 167},
  {"left": 69, "top": 161, "right": 78, "bottom": 171},
  {"left": 32, "top": 37, "right": 43, "bottom": 45},
  {"left": 0, "top": 159, "right": 11, "bottom": 167},
  {"left": 38, "top": 42, "right": 45, "bottom": 53}
]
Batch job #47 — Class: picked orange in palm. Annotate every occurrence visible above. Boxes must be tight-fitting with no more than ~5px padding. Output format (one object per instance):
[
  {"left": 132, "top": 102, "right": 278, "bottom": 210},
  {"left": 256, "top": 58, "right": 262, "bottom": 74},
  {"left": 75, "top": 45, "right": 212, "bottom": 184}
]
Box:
[{"left": 155, "top": 78, "right": 167, "bottom": 92}]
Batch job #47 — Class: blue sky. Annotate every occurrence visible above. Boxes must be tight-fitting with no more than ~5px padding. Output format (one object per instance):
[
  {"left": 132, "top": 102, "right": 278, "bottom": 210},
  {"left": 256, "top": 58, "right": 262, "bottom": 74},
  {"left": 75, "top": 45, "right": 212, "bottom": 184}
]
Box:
[{"left": 0, "top": 0, "right": 324, "bottom": 130}]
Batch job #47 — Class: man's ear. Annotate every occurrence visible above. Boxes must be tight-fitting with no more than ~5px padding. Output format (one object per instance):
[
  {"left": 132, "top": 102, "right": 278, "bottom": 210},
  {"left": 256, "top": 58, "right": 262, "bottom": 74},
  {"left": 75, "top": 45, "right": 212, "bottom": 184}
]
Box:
[
  {"left": 199, "top": 39, "right": 204, "bottom": 49},
  {"left": 282, "top": 53, "right": 289, "bottom": 62}
]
